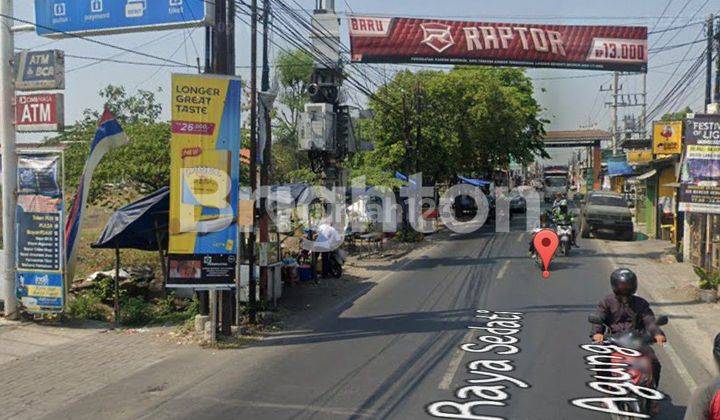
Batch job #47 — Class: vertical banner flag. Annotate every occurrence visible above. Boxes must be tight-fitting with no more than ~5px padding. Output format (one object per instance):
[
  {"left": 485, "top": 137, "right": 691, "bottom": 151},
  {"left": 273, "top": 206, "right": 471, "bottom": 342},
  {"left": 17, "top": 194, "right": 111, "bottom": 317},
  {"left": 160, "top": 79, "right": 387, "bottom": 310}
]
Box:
[
  {"left": 16, "top": 153, "right": 64, "bottom": 313},
  {"left": 168, "top": 74, "right": 241, "bottom": 288},
  {"left": 679, "top": 114, "right": 720, "bottom": 213},
  {"left": 65, "top": 110, "right": 129, "bottom": 282},
  {"left": 652, "top": 121, "right": 683, "bottom": 155}
]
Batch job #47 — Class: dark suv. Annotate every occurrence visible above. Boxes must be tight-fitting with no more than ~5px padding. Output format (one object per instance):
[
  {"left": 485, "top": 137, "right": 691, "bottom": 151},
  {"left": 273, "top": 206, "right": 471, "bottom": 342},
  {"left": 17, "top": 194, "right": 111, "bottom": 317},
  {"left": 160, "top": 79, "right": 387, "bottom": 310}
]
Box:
[{"left": 579, "top": 191, "right": 634, "bottom": 241}]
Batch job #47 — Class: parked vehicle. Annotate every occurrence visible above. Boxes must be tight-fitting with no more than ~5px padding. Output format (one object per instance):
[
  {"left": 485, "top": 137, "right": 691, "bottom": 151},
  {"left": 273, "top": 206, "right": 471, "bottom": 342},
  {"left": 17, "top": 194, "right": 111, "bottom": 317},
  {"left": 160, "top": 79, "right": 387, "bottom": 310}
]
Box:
[
  {"left": 579, "top": 191, "right": 634, "bottom": 241},
  {"left": 587, "top": 313, "right": 668, "bottom": 419}
]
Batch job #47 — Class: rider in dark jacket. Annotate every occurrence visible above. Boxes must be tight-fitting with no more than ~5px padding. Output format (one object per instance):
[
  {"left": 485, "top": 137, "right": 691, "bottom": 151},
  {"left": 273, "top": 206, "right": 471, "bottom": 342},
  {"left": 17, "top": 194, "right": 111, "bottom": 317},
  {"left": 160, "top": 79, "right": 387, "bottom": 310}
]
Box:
[
  {"left": 591, "top": 269, "right": 667, "bottom": 386},
  {"left": 684, "top": 333, "right": 720, "bottom": 420}
]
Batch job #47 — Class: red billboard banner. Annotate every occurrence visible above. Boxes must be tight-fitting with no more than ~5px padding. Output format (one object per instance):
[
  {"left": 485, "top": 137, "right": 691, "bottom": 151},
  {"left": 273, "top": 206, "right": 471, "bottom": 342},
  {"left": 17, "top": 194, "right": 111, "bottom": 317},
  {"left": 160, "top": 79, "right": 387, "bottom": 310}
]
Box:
[
  {"left": 349, "top": 16, "right": 647, "bottom": 72},
  {"left": 14, "top": 93, "right": 64, "bottom": 132}
]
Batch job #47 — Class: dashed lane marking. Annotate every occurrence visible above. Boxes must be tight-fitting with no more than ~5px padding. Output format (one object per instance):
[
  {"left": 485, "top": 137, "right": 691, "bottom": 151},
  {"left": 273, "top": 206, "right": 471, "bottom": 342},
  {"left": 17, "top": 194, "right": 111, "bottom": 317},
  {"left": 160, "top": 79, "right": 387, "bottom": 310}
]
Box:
[
  {"left": 497, "top": 260, "right": 511, "bottom": 280},
  {"left": 438, "top": 328, "right": 475, "bottom": 390}
]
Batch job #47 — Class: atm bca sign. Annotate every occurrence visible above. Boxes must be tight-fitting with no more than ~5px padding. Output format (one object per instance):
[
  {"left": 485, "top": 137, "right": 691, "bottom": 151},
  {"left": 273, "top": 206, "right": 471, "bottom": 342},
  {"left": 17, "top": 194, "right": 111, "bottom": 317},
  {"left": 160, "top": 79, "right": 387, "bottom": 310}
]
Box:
[{"left": 14, "top": 93, "right": 64, "bottom": 132}]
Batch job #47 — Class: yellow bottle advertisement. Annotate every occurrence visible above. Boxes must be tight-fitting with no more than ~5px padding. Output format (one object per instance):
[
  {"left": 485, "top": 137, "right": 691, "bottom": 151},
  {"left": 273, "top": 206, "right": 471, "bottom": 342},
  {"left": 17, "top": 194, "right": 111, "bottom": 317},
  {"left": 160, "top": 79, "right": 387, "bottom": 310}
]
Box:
[{"left": 168, "top": 74, "right": 241, "bottom": 287}]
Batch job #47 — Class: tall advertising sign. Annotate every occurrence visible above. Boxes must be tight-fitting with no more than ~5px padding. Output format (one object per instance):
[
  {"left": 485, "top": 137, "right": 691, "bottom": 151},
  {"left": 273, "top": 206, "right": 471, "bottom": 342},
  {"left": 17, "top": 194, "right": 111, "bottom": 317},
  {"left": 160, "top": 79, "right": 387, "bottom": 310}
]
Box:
[
  {"left": 679, "top": 115, "right": 720, "bottom": 213},
  {"left": 167, "top": 74, "right": 241, "bottom": 288},
  {"left": 15, "top": 153, "right": 64, "bottom": 313},
  {"left": 652, "top": 121, "right": 682, "bottom": 155},
  {"left": 349, "top": 16, "right": 647, "bottom": 72}
]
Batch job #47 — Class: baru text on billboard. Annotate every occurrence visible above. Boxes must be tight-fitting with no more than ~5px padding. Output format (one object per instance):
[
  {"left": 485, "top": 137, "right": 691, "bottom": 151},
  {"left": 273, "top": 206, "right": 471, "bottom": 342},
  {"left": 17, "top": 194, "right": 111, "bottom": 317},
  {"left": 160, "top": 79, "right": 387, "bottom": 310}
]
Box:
[{"left": 349, "top": 16, "right": 647, "bottom": 72}]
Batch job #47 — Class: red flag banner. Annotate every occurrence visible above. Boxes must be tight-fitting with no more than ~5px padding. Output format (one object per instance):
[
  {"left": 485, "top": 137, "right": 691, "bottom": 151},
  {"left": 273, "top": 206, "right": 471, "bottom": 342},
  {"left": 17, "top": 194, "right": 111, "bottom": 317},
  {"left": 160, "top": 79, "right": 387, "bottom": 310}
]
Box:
[{"left": 349, "top": 16, "right": 647, "bottom": 72}]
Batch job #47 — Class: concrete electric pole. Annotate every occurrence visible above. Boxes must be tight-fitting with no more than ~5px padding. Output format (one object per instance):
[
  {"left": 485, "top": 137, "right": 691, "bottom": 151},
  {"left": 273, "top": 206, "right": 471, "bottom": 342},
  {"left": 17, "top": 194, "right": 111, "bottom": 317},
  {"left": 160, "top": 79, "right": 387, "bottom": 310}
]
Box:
[
  {"left": 1, "top": 0, "right": 17, "bottom": 319},
  {"left": 611, "top": 71, "right": 619, "bottom": 155}
]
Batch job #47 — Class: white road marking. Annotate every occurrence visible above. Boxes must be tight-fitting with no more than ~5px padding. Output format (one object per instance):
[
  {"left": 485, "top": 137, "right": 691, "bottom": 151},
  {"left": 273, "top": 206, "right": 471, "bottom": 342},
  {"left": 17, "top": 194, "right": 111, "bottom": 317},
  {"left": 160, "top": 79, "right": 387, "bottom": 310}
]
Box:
[
  {"left": 497, "top": 260, "right": 511, "bottom": 279},
  {"left": 516, "top": 233, "right": 524, "bottom": 242},
  {"left": 439, "top": 329, "right": 474, "bottom": 390},
  {"left": 662, "top": 342, "right": 697, "bottom": 390}
]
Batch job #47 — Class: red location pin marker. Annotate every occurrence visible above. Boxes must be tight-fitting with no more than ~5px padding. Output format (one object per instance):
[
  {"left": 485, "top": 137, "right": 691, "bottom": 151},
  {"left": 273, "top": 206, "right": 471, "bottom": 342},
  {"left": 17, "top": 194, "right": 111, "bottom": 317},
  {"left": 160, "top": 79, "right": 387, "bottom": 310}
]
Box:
[{"left": 533, "top": 229, "right": 559, "bottom": 279}]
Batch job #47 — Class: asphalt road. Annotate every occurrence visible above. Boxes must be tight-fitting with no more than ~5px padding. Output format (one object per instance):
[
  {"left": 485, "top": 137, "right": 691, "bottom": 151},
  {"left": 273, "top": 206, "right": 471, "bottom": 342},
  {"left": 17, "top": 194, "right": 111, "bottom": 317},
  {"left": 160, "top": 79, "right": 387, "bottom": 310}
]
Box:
[{"left": 53, "top": 214, "right": 697, "bottom": 420}]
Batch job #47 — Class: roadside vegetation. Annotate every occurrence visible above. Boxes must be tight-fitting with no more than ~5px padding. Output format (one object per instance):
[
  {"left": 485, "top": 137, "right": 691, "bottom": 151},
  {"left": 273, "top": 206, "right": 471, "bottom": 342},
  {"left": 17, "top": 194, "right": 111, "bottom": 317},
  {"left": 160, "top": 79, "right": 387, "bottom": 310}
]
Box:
[{"left": 40, "top": 48, "right": 549, "bottom": 325}]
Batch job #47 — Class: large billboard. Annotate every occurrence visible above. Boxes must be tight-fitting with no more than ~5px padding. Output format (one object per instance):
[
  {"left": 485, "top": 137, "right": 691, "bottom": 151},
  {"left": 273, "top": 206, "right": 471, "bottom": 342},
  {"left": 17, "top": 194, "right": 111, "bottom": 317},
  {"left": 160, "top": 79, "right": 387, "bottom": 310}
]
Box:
[
  {"left": 167, "top": 74, "right": 241, "bottom": 288},
  {"left": 16, "top": 153, "right": 65, "bottom": 314},
  {"left": 679, "top": 114, "right": 720, "bottom": 213},
  {"left": 35, "top": 0, "right": 213, "bottom": 38},
  {"left": 349, "top": 16, "right": 647, "bottom": 72}
]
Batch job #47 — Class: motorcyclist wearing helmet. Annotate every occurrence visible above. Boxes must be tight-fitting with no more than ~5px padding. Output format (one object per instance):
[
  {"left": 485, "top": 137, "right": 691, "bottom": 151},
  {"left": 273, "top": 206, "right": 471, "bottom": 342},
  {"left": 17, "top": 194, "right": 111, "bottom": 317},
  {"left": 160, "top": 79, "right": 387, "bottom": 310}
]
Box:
[
  {"left": 528, "top": 212, "right": 552, "bottom": 257},
  {"left": 591, "top": 268, "right": 667, "bottom": 386},
  {"left": 683, "top": 332, "right": 720, "bottom": 420},
  {"left": 551, "top": 197, "right": 578, "bottom": 247}
]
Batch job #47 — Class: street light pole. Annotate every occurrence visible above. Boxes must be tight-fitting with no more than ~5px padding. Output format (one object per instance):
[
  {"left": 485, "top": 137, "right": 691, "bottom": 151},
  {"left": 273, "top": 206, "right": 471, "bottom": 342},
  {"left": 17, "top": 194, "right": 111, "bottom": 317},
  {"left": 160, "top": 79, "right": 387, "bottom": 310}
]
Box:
[{"left": 1, "top": 0, "right": 17, "bottom": 319}]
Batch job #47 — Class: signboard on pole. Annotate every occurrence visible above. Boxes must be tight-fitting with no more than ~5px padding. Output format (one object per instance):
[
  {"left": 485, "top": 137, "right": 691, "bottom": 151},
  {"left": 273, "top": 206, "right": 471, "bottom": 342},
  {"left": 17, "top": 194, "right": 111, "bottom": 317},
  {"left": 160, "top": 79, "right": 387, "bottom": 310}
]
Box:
[
  {"left": 34, "top": 0, "right": 214, "bottom": 38},
  {"left": 14, "top": 49, "right": 65, "bottom": 90},
  {"left": 349, "top": 16, "right": 648, "bottom": 72},
  {"left": 14, "top": 93, "right": 64, "bottom": 132},
  {"left": 167, "top": 74, "right": 241, "bottom": 288},
  {"left": 15, "top": 153, "right": 65, "bottom": 313},
  {"left": 679, "top": 114, "right": 720, "bottom": 213},
  {"left": 627, "top": 149, "right": 653, "bottom": 164},
  {"left": 652, "top": 121, "right": 683, "bottom": 155}
]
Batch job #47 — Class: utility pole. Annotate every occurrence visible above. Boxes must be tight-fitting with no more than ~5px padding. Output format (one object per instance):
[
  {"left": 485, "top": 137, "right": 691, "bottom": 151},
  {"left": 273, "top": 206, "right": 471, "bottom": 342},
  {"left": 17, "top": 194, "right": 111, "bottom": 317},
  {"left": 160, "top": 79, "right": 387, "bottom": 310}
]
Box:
[
  {"left": 640, "top": 72, "right": 647, "bottom": 141},
  {"left": 248, "top": 0, "right": 259, "bottom": 324},
  {"left": 707, "top": 15, "right": 714, "bottom": 107},
  {"left": 0, "top": 0, "right": 17, "bottom": 319},
  {"left": 611, "top": 71, "right": 619, "bottom": 155},
  {"left": 715, "top": 18, "right": 720, "bottom": 104},
  {"left": 259, "top": 0, "right": 271, "bottom": 307}
]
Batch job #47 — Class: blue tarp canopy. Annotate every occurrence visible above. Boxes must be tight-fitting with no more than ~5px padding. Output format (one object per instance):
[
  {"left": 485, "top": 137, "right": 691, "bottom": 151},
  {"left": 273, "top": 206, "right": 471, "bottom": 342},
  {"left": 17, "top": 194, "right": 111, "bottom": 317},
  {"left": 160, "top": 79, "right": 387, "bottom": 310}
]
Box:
[
  {"left": 395, "top": 172, "right": 417, "bottom": 185},
  {"left": 92, "top": 187, "right": 169, "bottom": 251},
  {"left": 458, "top": 176, "right": 491, "bottom": 187},
  {"left": 607, "top": 156, "right": 635, "bottom": 177},
  {"left": 268, "top": 183, "right": 314, "bottom": 206}
]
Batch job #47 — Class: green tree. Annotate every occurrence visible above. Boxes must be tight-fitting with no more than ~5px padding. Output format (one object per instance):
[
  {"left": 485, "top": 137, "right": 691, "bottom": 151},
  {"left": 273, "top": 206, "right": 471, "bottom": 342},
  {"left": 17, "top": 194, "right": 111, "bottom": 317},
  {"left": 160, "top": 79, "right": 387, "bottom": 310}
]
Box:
[
  {"left": 47, "top": 85, "right": 170, "bottom": 205},
  {"left": 363, "top": 67, "right": 547, "bottom": 185},
  {"left": 661, "top": 106, "right": 692, "bottom": 121},
  {"left": 271, "top": 49, "right": 315, "bottom": 184}
]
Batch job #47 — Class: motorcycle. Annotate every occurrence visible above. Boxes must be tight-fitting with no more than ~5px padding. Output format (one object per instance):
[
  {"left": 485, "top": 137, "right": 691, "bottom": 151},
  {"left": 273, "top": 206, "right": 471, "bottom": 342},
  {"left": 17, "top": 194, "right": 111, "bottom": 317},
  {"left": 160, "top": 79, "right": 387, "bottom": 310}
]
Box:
[
  {"left": 556, "top": 221, "right": 573, "bottom": 256},
  {"left": 587, "top": 313, "right": 668, "bottom": 420}
]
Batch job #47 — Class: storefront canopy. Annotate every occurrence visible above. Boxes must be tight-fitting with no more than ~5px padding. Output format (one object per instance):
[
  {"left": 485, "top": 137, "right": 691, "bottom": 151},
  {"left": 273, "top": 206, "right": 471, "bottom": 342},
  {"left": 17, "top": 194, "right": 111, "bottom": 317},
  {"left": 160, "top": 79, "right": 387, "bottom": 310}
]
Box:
[
  {"left": 607, "top": 157, "right": 635, "bottom": 177},
  {"left": 92, "top": 187, "right": 169, "bottom": 251}
]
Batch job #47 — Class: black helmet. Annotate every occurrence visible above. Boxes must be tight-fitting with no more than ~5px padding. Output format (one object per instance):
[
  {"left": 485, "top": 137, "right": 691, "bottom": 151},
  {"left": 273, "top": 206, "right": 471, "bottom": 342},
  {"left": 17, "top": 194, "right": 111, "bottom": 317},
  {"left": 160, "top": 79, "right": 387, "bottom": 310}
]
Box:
[{"left": 610, "top": 268, "right": 637, "bottom": 297}]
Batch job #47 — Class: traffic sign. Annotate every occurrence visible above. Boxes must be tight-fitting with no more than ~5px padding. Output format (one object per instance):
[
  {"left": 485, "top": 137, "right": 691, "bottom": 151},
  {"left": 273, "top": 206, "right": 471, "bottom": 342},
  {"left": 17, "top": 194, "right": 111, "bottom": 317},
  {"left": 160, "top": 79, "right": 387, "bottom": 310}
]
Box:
[
  {"left": 14, "top": 50, "right": 65, "bottom": 91},
  {"left": 34, "top": 0, "right": 214, "bottom": 38}
]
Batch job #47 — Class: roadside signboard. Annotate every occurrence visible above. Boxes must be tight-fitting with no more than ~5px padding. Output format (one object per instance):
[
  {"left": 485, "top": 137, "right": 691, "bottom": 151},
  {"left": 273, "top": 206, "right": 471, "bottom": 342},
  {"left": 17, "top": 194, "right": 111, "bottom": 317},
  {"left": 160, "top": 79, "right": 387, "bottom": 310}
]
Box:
[
  {"left": 679, "top": 114, "right": 720, "bottom": 213},
  {"left": 14, "top": 49, "right": 65, "bottom": 91},
  {"left": 652, "top": 121, "right": 682, "bottom": 155},
  {"left": 349, "top": 16, "right": 648, "bottom": 72},
  {"left": 167, "top": 74, "right": 242, "bottom": 289},
  {"left": 15, "top": 153, "right": 65, "bottom": 314},
  {"left": 34, "top": 0, "right": 214, "bottom": 38},
  {"left": 627, "top": 149, "right": 653, "bottom": 165},
  {"left": 14, "top": 93, "right": 64, "bottom": 132}
]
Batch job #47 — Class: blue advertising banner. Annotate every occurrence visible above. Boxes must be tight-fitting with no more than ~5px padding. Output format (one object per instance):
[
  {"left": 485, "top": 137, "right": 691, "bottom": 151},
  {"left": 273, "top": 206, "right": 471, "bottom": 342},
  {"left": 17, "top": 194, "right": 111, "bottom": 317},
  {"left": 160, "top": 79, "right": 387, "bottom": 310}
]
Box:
[
  {"left": 679, "top": 114, "right": 720, "bottom": 214},
  {"left": 167, "top": 74, "right": 242, "bottom": 288},
  {"left": 16, "top": 153, "right": 65, "bottom": 313},
  {"left": 34, "top": 0, "right": 213, "bottom": 38}
]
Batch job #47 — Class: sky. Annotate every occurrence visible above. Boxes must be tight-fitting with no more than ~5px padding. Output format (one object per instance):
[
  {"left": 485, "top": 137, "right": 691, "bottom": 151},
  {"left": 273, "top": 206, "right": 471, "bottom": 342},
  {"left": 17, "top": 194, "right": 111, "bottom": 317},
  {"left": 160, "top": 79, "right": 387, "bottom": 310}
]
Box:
[{"left": 14, "top": 0, "right": 717, "bottom": 164}]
